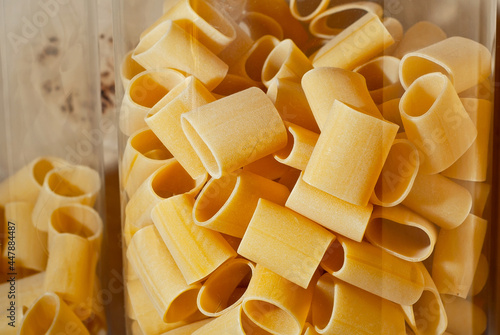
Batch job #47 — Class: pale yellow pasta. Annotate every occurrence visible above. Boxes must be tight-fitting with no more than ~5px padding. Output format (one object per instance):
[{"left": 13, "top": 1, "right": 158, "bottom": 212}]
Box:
[
  {"left": 122, "top": 128, "right": 174, "bottom": 197},
  {"left": 399, "top": 36, "right": 492, "bottom": 93},
  {"left": 289, "top": 0, "right": 329, "bottom": 22},
  {"left": 469, "top": 253, "right": 488, "bottom": 297},
  {"left": 303, "top": 100, "right": 398, "bottom": 207},
  {"left": 32, "top": 165, "right": 100, "bottom": 232},
  {"left": 301, "top": 67, "right": 382, "bottom": 130},
  {"left": 121, "top": 50, "right": 146, "bottom": 90},
  {"left": 451, "top": 179, "right": 490, "bottom": 217},
  {"left": 382, "top": 17, "right": 404, "bottom": 56},
  {"left": 432, "top": 214, "right": 487, "bottom": 298},
  {"left": 217, "top": 21, "right": 253, "bottom": 68},
  {"left": 151, "top": 194, "right": 236, "bottom": 284},
  {"left": 286, "top": 172, "right": 373, "bottom": 242},
  {"left": 309, "top": 1, "right": 383, "bottom": 39},
  {"left": 402, "top": 173, "right": 472, "bottom": 230},
  {"left": 132, "top": 20, "right": 228, "bottom": 91},
  {"left": 440, "top": 294, "right": 487, "bottom": 335},
  {"left": 212, "top": 74, "right": 259, "bottom": 96},
  {"left": 321, "top": 237, "right": 424, "bottom": 305},
  {"left": 127, "top": 225, "right": 202, "bottom": 323},
  {"left": 274, "top": 122, "right": 319, "bottom": 171},
  {"left": 311, "top": 273, "right": 405, "bottom": 335},
  {"left": 19, "top": 292, "right": 89, "bottom": 335},
  {"left": 441, "top": 98, "right": 492, "bottom": 182},
  {"left": 161, "top": 319, "right": 213, "bottom": 334},
  {"left": 181, "top": 87, "right": 288, "bottom": 178},
  {"left": 239, "top": 12, "right": 284, "bottom": 40},
  {"left": 193, "top": 170, "right": 290, "bottom": 238},
  {"left": 312, "top": 12, "right": 394, "bottom": 70},
  {"left": 302, "top": 323, "right": 320, "bottom": 335},
  {"left": 392, "top": 21, "right": 447, "bottom": 59},
  {"left": 378, "top": 98, "right": 404, "bottom": 130},
  {"left": 205, "top": 0, "right": 247, "bottom": 20},
  {"left": 119, "top": 69, "right": 185, "bottom": 136},
  {"left": 242, "top": 154, "right": 290, "bottom": 181},
  {"left": 145, "top": 76, "right": 215, "bottom": 179},
  {"left": 400, "top": 72, "right": 477, "bottom": 175},
  {"left": 278, "top": 168, "right": 301, "bottom": 192}
]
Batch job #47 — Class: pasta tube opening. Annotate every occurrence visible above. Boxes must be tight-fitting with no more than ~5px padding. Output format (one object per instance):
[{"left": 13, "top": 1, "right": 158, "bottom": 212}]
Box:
[
  {"left": 165, "top": 288, "right": 201, "bottom": 322},
  {"left": 290, "top": 0, "right": 330, "bottom": 22},
  {"left": 20, "top": 294, "right": 58, "bottom": 334},
  {"left": 33, "top": 159, "right": 57, "bottom": 186},
  {"left": 131, "top": 129, "right": 173, "bottom": 160},
  {"left": 321, "top": 239, "right": 345, "bottom": 274},
  {"left": 151, "top": 161, "right": 199, "bottom": 198}
]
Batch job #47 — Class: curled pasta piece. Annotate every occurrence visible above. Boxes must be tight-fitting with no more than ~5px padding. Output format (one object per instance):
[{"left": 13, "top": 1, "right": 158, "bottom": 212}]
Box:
[
  {"left": 301, "top": 67, "right": 382, "bottom": 130},
  {"left": 432, "top": 214, "right": 487, "bottom": 298},
  {"left": 120, "top": 50, "right": 146, "bottom": 90},
  {"left": 242, "top": 154, "right": 290, "bottom": 181},
  {"left": 162, "top": 319, "right": 213, "bottom": 334},
  {"left": 312, "top": 12, "right": 394, "bottom": 70},
  {"left": 238, "top": 199, "right": 335, "bottom": 289},
  {"left": 441, "top": 98, "right": 492, "bottom": 182},
  {"left": 303, "top": 100, "right": 398, "bottom": 207},
  {"left": 239, "top": 12, "right": 284, "bottom": 40},
  {"left": 181, "top": 87, "right": 288, "bottom": 178},
  {"left": 119, "top": 69, "right": 185, "bottom": 136},
  {"left": 122, "top": 128, "right": 174, "bottom": 197},
  {"left": 286, "top": 172, "right": 373, "bottom": 242},
  {"left": 309, "top": 1, "right": 383, "bottom": 39},
  {"left": 289, "top": 0, "right": 329, "bottom": 22},
  {"left": 399, "top": 36, "right": 492, "bottom": 93},
  {"left": 19, "top": 292, "right": 89, "bottom": 335},
  {"left": 312, "top": 273, "right": 405, "bottom": 335},
  {"left": 382, "top": 17, "right": 404, "bottom": 56},
  {"left": 133, "top": 20, "right": 228, "bottom": 91},
  {"left": 440, "top": 294, "right": 487, "bottom": 335},
  {"left": 274, "top": 122, "right": 319, "bottom": 171},
  {"left": 321, "top": 237, "right": 424, "bottom": 305},
  {"left": 469, "top": 253, "right": 488, "bottom": 297},
  {"left": 198, "top": 258, "right": 255, "bottom": 317},
  {"left": 400, "top": 72, "right": 477, "bottom": 174},
  {"left": 32, "top": 165, "right": 100, "bottom": 232},
  {"left": 378, "top": 98, "right": 404, "bottom": 130},
  {"left": 242, "top": 264, "right": 316, "bottom": 335},
  {"left": 127, "top": 226, "right": 201, "bottom": 323},
  {"left": 146, "top": 76, "right": 215, "bottom": 179},
  {"left": 392, "top": 21, "right": 447, "bottom": 59},
  {"left": 451, "top": 179, "right": 490, "bottom": 217},
  {"left": 193, "top": 170, "right": 290, "bottom": 238},
  {"left": 402, "top": 173, "right": 472, "bottom": 230}
]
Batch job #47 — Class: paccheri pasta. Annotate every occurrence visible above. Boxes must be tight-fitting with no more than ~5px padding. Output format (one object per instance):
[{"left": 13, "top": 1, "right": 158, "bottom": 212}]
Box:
[{"left": 116, "top": 0, "right": 494, "bottom": 334}]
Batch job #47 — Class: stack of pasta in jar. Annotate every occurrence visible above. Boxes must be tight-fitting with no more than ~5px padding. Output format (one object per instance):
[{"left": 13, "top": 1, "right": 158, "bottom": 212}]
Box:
[{"left": 119, "top": 0, "right": 493, "bottom": 334}]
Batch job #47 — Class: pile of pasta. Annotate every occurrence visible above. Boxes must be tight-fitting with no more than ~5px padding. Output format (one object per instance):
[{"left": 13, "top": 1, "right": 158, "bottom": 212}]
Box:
[
  {"left": 120, "top": 0, "right": 493, "bottom": 334},
  {"left": 0, "top": 157, "right": 106, "bottom": 334}
]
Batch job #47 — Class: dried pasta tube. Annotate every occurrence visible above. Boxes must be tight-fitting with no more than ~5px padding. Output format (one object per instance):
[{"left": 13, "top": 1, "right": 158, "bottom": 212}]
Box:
[
  {"left": 301, "top": 67, "right": 382, "bottom": 130},
  {"left": 127, "top": 226, "right": 201, "bottom": 323},
  {"left": 242, "top": 154, "right": 290, "bottom": 181},
  {"left": 321, "top": 237, "right": 424, "bottom": 305},
  {"left": 238, "top": 199, "right": 335, "bottom": 289},
  {"left": 400, "top": 73, "right": 477, "bottom": 174},
  {"left": 392, "top": 21, "right": 447, "bottom": 59},
  {"left": 119, "top": 69, "right": 185, "bottom": 136},
  {"left": 469, "top": 254, "right": 488, "bottom": 297},
  {"left": 303, "top": 100, "right": 398, "bottom": 207},
  {"left": 217, "top": 20, "right": 254, "bottom": 68},
  {"left": 122, "top": 128, "right": 174, "bottom": 197},
  {"left": 146, "top": 76, "right": 215, "bottom": 179},
  {"left": 312, "top": 273, "right": 405, "bottom": 335},
  {"left": 133, "top": 20, "right": 228, "bottom": 91},
  {"left": 181, "top": 87, "right": 288, "bottom": 178},
  {"left": 274, "top": 122, "right": 319, "bottom": 171},
  {"left": 382, "top": 17, "right": 403, "bottom": 56},
  {"left": 286, "top": 172, "right": 373, "bottom": 242},
  {"left": 402, "top": 173, "right": 472, "bottom": 230},
  {"left": 162, "top": 319, "right": 213, "bottom": 334},
  {"left": 151, "top": 195, "right": 236, "bottom": 284},
  {"left": 212, "top": 74, "right": 258, "bottom": 96},
  {"left": 120, "top": 50, "right": 146, "bottom": 89},
  {"left": 312, "top": 12, "right": 394, "bottom": 70},
  {"left": 193, "top": 170, "right": 290, "bottom": 238},
  {"left": 19, "top": 292, "right": 89, "bottom": 335},
  {"left": 399, "top": 37, "right": 492, "bottom": 93},
  {"left": 242, "top": 264, "right": 316, "bottom": 335},
  {"left": 289, "top": 0, "right": 330, "bottom": 22},
  {"left": 441, "top": 98, "right": 492, "bottom": 182},
  {"left": 378, "top": 98, "right": 404, "bottom": 130},
  {"left": 198, "top": 258, "right": 255, "bottom": 317},
  {"left": 440, "top": 294, "right": 487, "bottom": 335},
  {"left": 432, "top": 214, "right": 487, "bottom": 297},
  {"left": 309, "top": 1, "right": 383, "bottom": 39},
  {"left": 451, "top": 180, "right": 490, "bottom": 217},
  {"left": 32, "top": 165, "right": 100, "bottom": 232},
  {"left": 239, "top": 12, "right": 284, "bottom": 40}
]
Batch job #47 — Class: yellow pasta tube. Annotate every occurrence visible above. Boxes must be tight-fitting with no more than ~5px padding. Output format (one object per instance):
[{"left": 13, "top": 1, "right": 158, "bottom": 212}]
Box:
[
  {"left": 312, "top": 12, "right": 394, "bottom": 70},
  {"left": 440, "top": 294, "right": 487, "bottom": 335},
  {"left": 119, "top": 69, "right": 185, "bottom": 136},
  {"left": 303, "top": 100, "right": 398, "bottom": 207},
  {"left": 193, "top": 170, "right": 290, "bottom": 238},
  {"left": 432, "top": 214, "right": 487, "bottom": 297},
  {"left": 321, "top": 237, "right": 424, "bottom": 305},
  {"left": 151, "top": 194, "right": 236, "bottom": 284},
  {"left": 311, "top": 273, "right": 405, "bottom": 335},
  {"left": 402, "top": 173, "right": 472, "bottom": 230},
  {"left": 278, "top": 168, "right": 301, "bottom": 192},
  {"left": 122, "top": 128, "right": 174, "bottom": 197},
  {"left": 198, "top": 258, "right": 255, "bottom": 317},
  {"left": 161, "top": 319, "right": 213, "bottom": 334},
  {"left": 274, "top": 122, "right": 319, "bottom": 171},
  {"left": 242, "top": 154, "right": 291, "bottom": 181},
  {"left": 133, "top": 20, "right": 228, "bottom": 91},
  {"left": 286, "top": 172, "right": 373, "bottom": 242},
  {"left": 289, "top": 0, "right": 329, "bottom": 22},
  {"left": 181, "top": 87, "right": 288, "bottom": 178},
  {"left": 32, "top": 165, "right": 100, "bottom": 232},
  {"left": 205, "top": 0, "right": 247, "bottom": 20},
  {"left": 400, "top": 37, "right": 492, "bottom": 93},
  {"left": 303, "top": 323, "right": 320, "bottom": 335},
  {"left": 239, "top": 11, "right": 284, "bottom": 40},
  {"left": 382, "top": 17, "right": 404, "bottom": 56},
  {"left": 400, "top": 72, "right": 477, "bottom": 174},
  {"left": 441, "top": 98, "right": 492, "bottom": 182},
  {"left": 212, "top": 74, "right": 258, "bottom": 96},
  {"left": 217, "top": 20, "right": 254, "bottom": 68},
  {"left": 19, "top": 292, "right": 90, "bottom": 335},
  {"left": 146, "top": 76, "right": 215, "bottom": 179},
  {"left": 378, "top": 98, "right": 404, "bottom": 130},
  {"left": 121, "top": 50, "right": 146, "bottom": 89},
  {"left": 238, "top": 199, "right": 335, "bottom": 289},
  {"left": 469, "top": 253, "right": 488, "bottom": 297},
  {"left": 451, "top": 180, "right": 490, "bottom": 217},
  {"left": 301, "top": 67, "right": 382, "bottom": 130},
  {"left": 127, "top": 225, "right": 201, "bottom": 323},
  {"left": 392, "top": 21, "right": 447, "bottom": 59}
]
